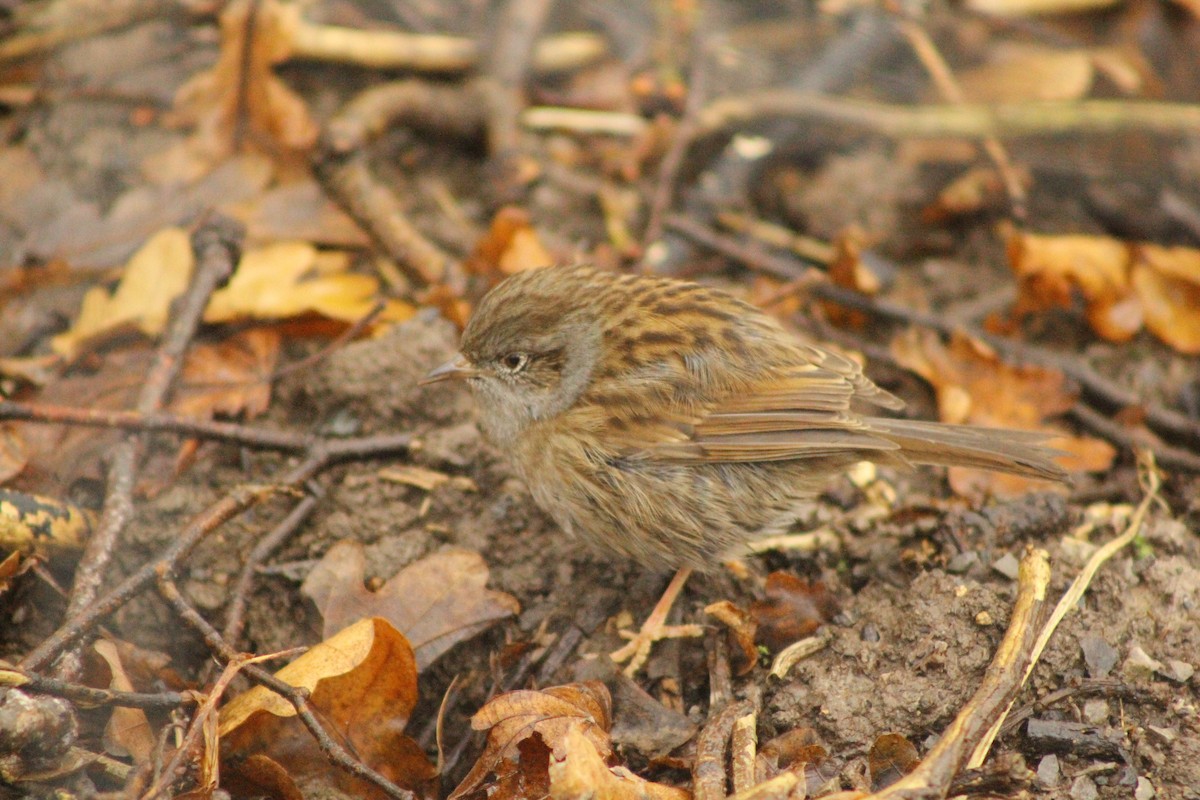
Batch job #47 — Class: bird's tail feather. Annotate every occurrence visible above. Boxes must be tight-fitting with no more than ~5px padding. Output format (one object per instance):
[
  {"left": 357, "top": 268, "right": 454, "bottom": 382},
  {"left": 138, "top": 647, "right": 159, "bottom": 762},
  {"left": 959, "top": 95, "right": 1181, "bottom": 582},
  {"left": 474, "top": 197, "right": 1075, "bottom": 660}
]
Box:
[{"left": 867, "top": 418, "right": 1069, "bottom": 483}]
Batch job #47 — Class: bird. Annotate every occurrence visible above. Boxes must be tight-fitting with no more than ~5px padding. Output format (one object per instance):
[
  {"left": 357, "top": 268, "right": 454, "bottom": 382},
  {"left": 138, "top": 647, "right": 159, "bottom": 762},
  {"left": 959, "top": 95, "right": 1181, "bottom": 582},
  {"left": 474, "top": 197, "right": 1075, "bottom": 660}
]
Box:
[{"left": 423, "top": 263, "right": 1066, "bottom": 671}]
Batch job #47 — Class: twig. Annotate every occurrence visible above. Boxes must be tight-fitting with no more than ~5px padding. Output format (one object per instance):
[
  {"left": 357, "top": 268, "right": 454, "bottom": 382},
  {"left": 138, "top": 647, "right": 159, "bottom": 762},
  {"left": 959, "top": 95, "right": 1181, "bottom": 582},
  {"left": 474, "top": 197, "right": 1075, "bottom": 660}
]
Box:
[
  {"left": 643, "top": 12, "right": 710, "bottom": 248},
  {"left": 157, "top": 578, "right": 415, "bottom": 800},
  {"left": 892, "top": 12, "right": 1027, "bottom": 219},
  {"left": 269, "top": 300, "right": 387, "bottom": 383},
  {"left": 866, "top": 547, "right": 1051, "bottom": 798},
  {"left": 222, "top": 490, "right": 320, "bottom": 645},
  {"left": 0, "top": 0, "right": 199, "bottom": 64},
  {"left": 697, "top": 92, "right": 1200, "bottom": 139},
  {"left": 968, "top": 451, "right": 1162, "bottom": 768},
  {"left": 312, "top": 149, "right": 451, "bottom": 287},
  {"left": 55, "top": 215, "right": 242, "bottom": 681},
  {"left": 693, "top": 699, "right": 754, "bottom": 800},
  {"left": 1069, "top": 404, "right": 1200, "bottom": 473},
  {"left": 0, "top": 669, "right": 194, "bottom": 710},
  {"left": 0, "top": 402, "right": 320, "bottom": 452},
  {"left": 18, "top": 433, "right": 413, "bottom": 672},
  {"left": 323, "top": 81, "right": 487, "bottom": 154},
  {"left": 481, "top": 0, "right": 554, "bottom": 160}
]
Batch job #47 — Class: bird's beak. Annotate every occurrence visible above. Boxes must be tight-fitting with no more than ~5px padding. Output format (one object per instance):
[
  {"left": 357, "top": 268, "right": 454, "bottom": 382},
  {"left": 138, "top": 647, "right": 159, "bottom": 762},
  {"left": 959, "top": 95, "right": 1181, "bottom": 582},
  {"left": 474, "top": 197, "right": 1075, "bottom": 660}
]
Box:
[{"left": 421, "top": 353, "right": 477, "bottom": 385}]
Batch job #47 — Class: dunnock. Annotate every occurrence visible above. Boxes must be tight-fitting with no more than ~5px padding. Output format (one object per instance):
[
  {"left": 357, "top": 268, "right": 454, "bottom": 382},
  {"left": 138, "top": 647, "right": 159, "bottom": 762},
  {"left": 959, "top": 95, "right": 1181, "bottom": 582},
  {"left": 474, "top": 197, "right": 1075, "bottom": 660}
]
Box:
[
  {"left": 426, "top": 263, "right": 1064, "bottom": 566},
  {"left": 425, "top": 264, "right": 1065, "bottom": 669}
]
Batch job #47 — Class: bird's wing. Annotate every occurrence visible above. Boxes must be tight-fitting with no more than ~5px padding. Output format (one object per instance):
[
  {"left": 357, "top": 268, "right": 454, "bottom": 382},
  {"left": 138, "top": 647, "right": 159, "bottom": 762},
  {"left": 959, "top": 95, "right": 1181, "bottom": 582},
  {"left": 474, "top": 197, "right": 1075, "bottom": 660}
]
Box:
[{"left": 591, "top": 345, "right": 906, "bottom": 464}]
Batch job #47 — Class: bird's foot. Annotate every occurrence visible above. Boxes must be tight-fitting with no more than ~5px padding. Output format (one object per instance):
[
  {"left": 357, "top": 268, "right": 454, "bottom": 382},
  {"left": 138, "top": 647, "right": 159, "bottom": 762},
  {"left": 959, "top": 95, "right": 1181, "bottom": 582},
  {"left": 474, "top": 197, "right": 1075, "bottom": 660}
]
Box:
[{"left": 609, "top": 567, "right": 702, "bottom": 676}]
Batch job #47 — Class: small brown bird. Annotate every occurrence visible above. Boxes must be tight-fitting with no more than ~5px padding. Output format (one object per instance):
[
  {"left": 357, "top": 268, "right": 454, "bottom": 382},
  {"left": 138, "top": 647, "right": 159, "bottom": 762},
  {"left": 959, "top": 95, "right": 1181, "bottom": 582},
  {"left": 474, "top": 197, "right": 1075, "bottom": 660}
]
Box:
[{"left": 425, "top": 264, "right": 1065, "bottom": 667}]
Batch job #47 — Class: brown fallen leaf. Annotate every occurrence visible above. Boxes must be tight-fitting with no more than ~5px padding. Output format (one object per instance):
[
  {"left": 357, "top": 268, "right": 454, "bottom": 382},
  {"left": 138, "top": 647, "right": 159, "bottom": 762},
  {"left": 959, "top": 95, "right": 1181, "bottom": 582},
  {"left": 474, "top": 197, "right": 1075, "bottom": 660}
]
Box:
[
  {"left": 868, "top": 733, "right": 920, "bottom": 791},
  {"left": 705, "top": 600, "right": 759, "bottom": 676},
  {"left": 166, "top": 0, "right": 318, "bottom": 179},
  {"left": 465, "top": 206, "right": 554, "bottom": 281},
  {"left": 756, "top": 727, "right": 830, "bottom": 794},
  {"left": 891, "top": 328, "right": 1113, "bottom": 496},
  {"left": 301, "top": 541, "right": 519, "bottom": 671},
  {"left": 1004, "top": 226, "right": 1200, "bottom": 354},
  {"left": 548, "top": 725, "right": 690, "bottom": 800},
  {"left": 750, "top": 573, "right": 839, "bottom": 652},
  {"left": 171, "top": 328, "right": 280, "bottom": 420},
  {"left": 93, "top": 640, "right": 156, "bottom": 766},
  {"left": 219, "top": 618, "right": 437, "bottom": 799},
  {"left": 450, "top": 682, "right": 614, "bottom": 800}
]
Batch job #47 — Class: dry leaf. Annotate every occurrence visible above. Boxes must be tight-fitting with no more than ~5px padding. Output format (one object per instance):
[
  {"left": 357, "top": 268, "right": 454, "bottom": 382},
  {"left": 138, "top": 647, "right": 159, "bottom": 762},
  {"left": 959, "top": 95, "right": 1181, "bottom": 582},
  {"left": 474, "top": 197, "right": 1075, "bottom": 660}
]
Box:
[
  {"left": 93, "top": 640, "right": 156, "bottom": 765},
  {"left": 1131, "top": 245, "right": 1200, "bottom": 354},
  {"left": 959, "top": 44, "right": 1094, "bottom": 103},
  {"left": 548, "top": 725, "right": 690, "bottom": 800},
  {"left": 51, "top": 228, "right": 194, "bottom": 359},
  {"left": 450, "top": 682, "right": 613, "bottom": 800},
  {"left": 1005, "top": 226, "right": 1200, "bottom": 353},
  {"left": 219, "top": 618, "right": 436, "bottom": 799},
  {"left": 465, "top": 207, "right": 553, "bottom": 280},
  {"left": 868, "top": 733, "right": 920, "bottom": 791},
  {"left": 168, "top": 0, "right": 318, "bottom": 178},
  {"left": 891, "top": 328, "right": 1112, "bottom": 496},
  {"left": 705, "top": 600, "right": 759, "bottom": 675},
  {"left": 750, "top": 574, "right": 839, "bottom": 652},
  {"left": 172, "top": 328, "right": 281, "bottom": 419},
  {"left": 301, "top": 542, "right": 519, "bottom": 671}
]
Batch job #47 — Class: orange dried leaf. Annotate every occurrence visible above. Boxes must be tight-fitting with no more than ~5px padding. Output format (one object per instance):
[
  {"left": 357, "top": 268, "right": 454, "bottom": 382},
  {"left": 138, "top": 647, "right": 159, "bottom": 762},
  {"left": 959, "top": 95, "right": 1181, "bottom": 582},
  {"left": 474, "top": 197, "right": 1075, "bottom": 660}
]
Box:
[
  {"left": 1004, "top": 226, "right": 1140, "bottom": 342},
  {"left": 548, "top": 725, "right": 690, "bottom": 800},
  {"left": 301, "top": 541, "right": 519, "bottom": 671},
  {"left": 169, "top": 0, "right": 318, "bottom": 177},
  {"left": 219, "top": 618, "right": 436, "bottom": 798},
  {"left": 172, "top": 328, "right": 281, "bottom": 419},
  {"left": 1132, "top": 245, "right": 1200, "bottom": 354},
  {"left": 51, "top": 228, "right": 195, "bottom": 360},
  {"left": 450, "top": 682, "right": 613, "bottom": 800},
  {"left": 705, "top": 600, "right": 759, "bottom": 675},
  {"left": 466, "top": 207, "right": 553, "bottom": 280}
]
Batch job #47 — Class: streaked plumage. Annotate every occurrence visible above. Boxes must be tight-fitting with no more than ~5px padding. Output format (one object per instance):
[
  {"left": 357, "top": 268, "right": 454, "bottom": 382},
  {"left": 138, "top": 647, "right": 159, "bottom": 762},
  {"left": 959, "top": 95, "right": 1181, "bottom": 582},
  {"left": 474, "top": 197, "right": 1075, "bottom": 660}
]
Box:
[{"left": 427, "top": 264, "right": 1065, "bottom": 569}]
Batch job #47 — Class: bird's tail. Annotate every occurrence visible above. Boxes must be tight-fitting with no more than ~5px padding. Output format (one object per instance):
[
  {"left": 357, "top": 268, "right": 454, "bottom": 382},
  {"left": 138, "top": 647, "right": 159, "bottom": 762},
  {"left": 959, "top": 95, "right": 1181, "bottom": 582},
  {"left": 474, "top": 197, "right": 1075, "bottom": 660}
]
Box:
[{"left": 867, "top": 418, "right": 1069, "bottom": 482}]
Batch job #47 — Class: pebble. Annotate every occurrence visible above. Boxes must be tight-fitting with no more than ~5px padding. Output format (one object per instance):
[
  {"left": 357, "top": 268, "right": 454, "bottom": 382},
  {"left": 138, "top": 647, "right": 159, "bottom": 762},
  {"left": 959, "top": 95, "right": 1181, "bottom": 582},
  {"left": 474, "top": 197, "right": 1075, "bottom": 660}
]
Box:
[
  {"left": 1070, "top": 775, "right": 1098, "bottom": 800},
  {"left": 1124, "top": 644, "right": 1166, "bottom": 680},
  {"left": 991, "top": 552, "right": 1020, "bottom": 580},
  {"left": 1083, "top": 698, "right": 1109, "bottom": 724},
  {"left": 946, "top": 551, "right": 979, "bottom": 574},
  {"left": 1135, "top": 776, "right": 1156, "bottom": 800},
  {"left": 1165, "top": 659, "right": 1194, "bottom": 683},
  {"left": 1036, "top": 754, "right": 1061, "bottom": 787},
  {"left": 1079, "top": 634, "right": 1119, "bottom": 677}
]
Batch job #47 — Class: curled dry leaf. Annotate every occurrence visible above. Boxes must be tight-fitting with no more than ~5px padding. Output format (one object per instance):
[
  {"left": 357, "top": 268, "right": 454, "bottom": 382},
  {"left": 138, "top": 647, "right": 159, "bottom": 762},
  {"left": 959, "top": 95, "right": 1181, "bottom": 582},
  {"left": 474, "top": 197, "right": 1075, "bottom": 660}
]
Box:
[
  {"left": 465, "top": 206, "right": 554, "bottom": 281},
  {"left": 750, "top": 573, "right": 839, "bottom": 652},
  {"left": 891, "top": 328, "right": 1114, "bottom": 496},
  {"left": 756, "top": 727, "right": 830, "bottom": 794},
  {"left": 219, "top": 617, "right": 436, "bottom": 799},
  {"left": 705, "top": 600, "right": 760, "bottom": 676},
  {"left": 548, "top": 725, "right": 690, "bottom": 800},
  {"left": 450, "top": 682, "right": 614, "bottom": 800},
  {"left": 172, "top": 328, "right": 281, "bottom": 419},
  {"left": 168, "top": 0, "right": 318, "bottom": 178},
  {"left": 1005, "top": 225, "right": 1200, "bottom": 354},
  {"left": 867, "top": 733, "right": 920, "bottom": 791},
  {"left": 301, "top": 541, "right": 519, "bottom": 671}
]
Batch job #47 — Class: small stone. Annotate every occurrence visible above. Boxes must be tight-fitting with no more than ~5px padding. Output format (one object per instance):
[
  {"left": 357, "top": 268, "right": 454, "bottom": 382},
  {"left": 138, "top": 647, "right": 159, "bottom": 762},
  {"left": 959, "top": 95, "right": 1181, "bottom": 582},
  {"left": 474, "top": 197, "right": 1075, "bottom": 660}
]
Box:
[
  {"left": 1082, "top": 698, "right": 1109, "bottom": 724},
  {"left": 975, "top": 610, "right": 994, "bottom": 626},
  {"left": 1036, "top": 754, "right": 1061, "bottom": 788},
  {"left": 861, "top": 623, "right": 880, "bottom": 643},
  {"left": 947, "top": 551, "right": 979, "bottom": 574},
  {"left": 1070, "top": 775, "right": 1098, "bottom": 800},
  {"left": 991, "top": 552, "right": 1020, "bottom": 580},
  {"left": 1147, "top": 725, "right": 1177, "bottom": 744},
  {"left": 1124, "top": 644, "right": 1166, "bottom": 681},
  {"left": 1165, "top": 659, "right": 1194, "bottom": 683},
  {"left": 1135, "top": 776, "right": 1156, "bottom": 800},
  {"left": 1079, "top": 634, "right": 1119, "bottom": 678}
]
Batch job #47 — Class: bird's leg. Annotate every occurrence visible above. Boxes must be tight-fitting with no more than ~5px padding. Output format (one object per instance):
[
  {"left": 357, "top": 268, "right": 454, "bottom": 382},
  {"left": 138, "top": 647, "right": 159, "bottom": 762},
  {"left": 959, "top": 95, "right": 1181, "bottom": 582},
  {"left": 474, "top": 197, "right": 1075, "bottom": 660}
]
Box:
[{"left": 609, "top": 567, "right": 704, "bottom": 676}]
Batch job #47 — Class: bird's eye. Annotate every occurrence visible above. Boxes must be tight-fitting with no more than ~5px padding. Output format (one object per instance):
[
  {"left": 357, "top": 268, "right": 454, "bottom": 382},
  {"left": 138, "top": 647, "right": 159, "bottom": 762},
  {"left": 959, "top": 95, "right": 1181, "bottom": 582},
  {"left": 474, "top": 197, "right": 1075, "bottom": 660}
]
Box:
[{"left": 501, "top": 352, "right": 528, "bottom": 371}]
